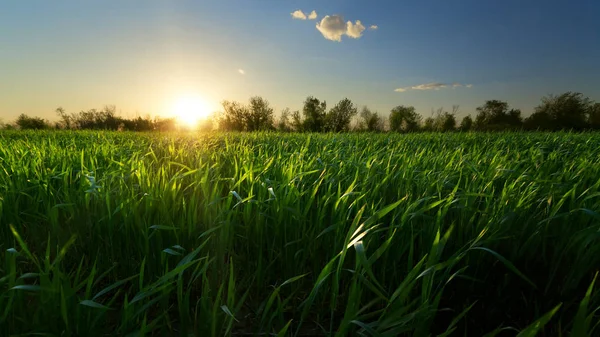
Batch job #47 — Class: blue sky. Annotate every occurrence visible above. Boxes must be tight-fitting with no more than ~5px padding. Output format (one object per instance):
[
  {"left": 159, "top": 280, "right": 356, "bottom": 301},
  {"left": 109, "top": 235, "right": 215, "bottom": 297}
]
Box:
[{"left": 1, "top": 0, "right": 599, "bottom": 122}]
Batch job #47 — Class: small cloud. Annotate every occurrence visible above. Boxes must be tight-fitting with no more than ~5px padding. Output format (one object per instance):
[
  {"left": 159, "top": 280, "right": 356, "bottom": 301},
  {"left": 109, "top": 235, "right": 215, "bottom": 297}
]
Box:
[
  {"left": 316, "top": 15, "right": 370, "bottom": 41},
  {"left": 238, "top": 69, "right": 245, "bottom": 75},
  {"left": 394, "top": 88, "right": 408, "bottom": 92},
  {"left": 308, "top": 10, "right": 318, "bottom": 20},
  {"left": 346, "top": 20, "right": 366, "bottom": 39},
  {"left": 412, "top": 82, "right": 447, "bottom": 90},
  {"left": 466, "top": 84, "right": 473, "bottom": 88},
  {"left": 452, "top": 83, "right": 462, "bottom": 88},
  {"left": 291, "top": 10, "right": 307, "bottom": 20},
  {"left": 369, "top": 25, "right": 378, "bottom": 30}
]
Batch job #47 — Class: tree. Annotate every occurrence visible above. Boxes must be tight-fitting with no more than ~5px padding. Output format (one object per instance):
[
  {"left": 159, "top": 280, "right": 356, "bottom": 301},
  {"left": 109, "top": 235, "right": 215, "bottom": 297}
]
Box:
[
  {"left": 325, "top": 98, "right": 358, "bottom": 132},
  {"left": 247, "top": 96, "right": 275, "bottom": 131},
  {"left": 588, "top": 103, "right": 600, "bottom": 130},
  {"left": 459, "top": 115, "right": 473, "bottom": 131},
  {"left": 531, "top": 92, "right": 591, "bottom": 131},
  {"left": 523, "top": 111, "right": 551, "bottom": 130},
  {"left": 302, "top": 96, "right": 327, "bottom": 132},
  {"left": 358, "top": 106, "right": 384, "bottom": 132},
  {"left": 217, "top": 100, "right": 247, "bottom": 131},
  {"left": 276, "top": 108, "right": 292, "bottom": 132},
  {"left": 389, "top": 105, "right": 420, "bottom": 132},
  {"left": 508, "top": 109, "right": 522, "bottom": 129},
  {"left": 2, "top": 122, "right": 15, "bottom": 130},
  {"left": 429, "top": 106, "right": 457, "bottom": 132},
  {"left": 216, "top": 97, "right": 274, "bottom": 131},
  {"left": 55, "top": 107, "right": 73, "bottom": 129},
  {"left": 153, "top": 117, "right": 178, "bottom": 131},
  {"left": 422, "top": 117, "right": 435, "bottom": 132},
  {"left": 15, "top": 114, "right": 50, "bottom": 130},
  {"left": 95, "top": 105, "right": 120, "bottom": 130},
  {"left": 69, "top": 105, "right": 121, "bottom": 130},
  {"left": 291, "top": 110, "right": 303, "bottom": 132},
  {"left": 120, "top": 116, "right": 154, "bottom": 132},
  {"left": 474, "top": 100, "right": 522, "bottom": 131},
  {"left": 439, "top": 112, "right": 457, "bottom": 132}
]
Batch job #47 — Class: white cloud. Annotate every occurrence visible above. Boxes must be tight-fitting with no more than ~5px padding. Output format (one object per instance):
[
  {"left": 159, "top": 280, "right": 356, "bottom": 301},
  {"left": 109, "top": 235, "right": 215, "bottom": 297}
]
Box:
[
  {"left": 316, "top": 15, "right": 371, "bottom": 41},
  {"left": 346, "top": 20, "right": 366, "bottom": 39},
  {"left": 394, "top": 82, "right": 472, "bottom": 93},
  {"left": 369, "top": 25, "right": 378, "bottom": 30},
  {"left": 238, "top": 69, "right": 245, "bottom": 75},
  {"left": 291, "top": 10, "right": 307, "bottom": 20},
  {"left": 292, "top": 10, "right": 317, "bottom": 20},
  {"left": 316, "top": 15, "right": 347, "bottom": 41}
]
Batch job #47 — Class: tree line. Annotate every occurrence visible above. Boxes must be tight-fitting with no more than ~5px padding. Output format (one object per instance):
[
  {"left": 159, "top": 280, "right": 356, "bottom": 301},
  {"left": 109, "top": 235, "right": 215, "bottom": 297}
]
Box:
[
  {"left": 3, "top": 91, "right": 600, "bottom": 132},
  {"left": 1, "top": 105, "right": 179, "bottom": 132}
]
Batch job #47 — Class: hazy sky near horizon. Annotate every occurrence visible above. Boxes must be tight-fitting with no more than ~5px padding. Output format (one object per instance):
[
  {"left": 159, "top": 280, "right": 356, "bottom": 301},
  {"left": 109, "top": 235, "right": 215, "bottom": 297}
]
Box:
[{"left": 1, "top": 0, "right": 599, "bottom": 122}]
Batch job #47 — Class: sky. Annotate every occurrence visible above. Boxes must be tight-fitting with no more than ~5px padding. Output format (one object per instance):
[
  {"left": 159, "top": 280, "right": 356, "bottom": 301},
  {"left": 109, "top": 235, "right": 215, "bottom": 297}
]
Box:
[{"left": 1, "top": 0, "right": 599, "bottom": 123}]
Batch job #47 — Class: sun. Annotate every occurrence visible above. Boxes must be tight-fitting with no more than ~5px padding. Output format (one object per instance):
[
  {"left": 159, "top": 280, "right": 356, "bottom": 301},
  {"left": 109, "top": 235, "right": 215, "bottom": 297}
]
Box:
[{"left": 170, "top": 95, "right": 212, "bottom": 127}]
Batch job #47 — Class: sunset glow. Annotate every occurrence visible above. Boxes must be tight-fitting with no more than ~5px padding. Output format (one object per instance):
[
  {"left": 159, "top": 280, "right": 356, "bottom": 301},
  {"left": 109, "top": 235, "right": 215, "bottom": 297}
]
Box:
[{"left": 170, "top": 95, "right": 212, "bottom": 127}]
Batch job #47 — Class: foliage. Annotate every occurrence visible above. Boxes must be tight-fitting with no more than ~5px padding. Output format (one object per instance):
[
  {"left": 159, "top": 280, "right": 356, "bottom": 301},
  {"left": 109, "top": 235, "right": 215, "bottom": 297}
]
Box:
[
  {"left": 217, "top": 100, "right": 248, "bottom": 131},
  {"left": 291, "top": 110, "right": 303, "bottom": 132},
  {"left": 525, "top": 92, "right": 593, "bottom": 131},
  {"left": 6, "top": 91, "right": 600, "bottom": 133},
  {"left": 302, "top": 96, "right": 327, "bottom": 132},
  {"left": 423, "top": 106, "right": 458, "bottom": 132},
  {"left": 389, "top": 105, "right": 421, "bottom": 132},
  {"left": 589, "top": 103, "right": 600, "bottom": 130},
  {"left": 217, "top": 97, "right": 275, "bottom": 132},
  {"left": 73, "top": 105, "right": 121, "bottom": 130},
  {"left": 15, "top": 114, "right": 50, "bottom": 130},
  {"left": 459, "top": 114, "right": 473, "bottom": 131},
  {"left": 324, "top": 98, "right": 358, "bottom": 132},
  {"left": 276, "top": 108, "right": 292, "bottom": 132},
  {"left": 422, "top": 117, "right": 435, "bottom": 132},
  {"left": 53, "top": 106, "right": 177, "bottom": 131},
  {"left": 358, "top": 106, "right": 385, "bottom": 132},
  {"left": 438, "top": 107, "right": 458, "bottom": 132},
  {"left": 1, "top": 131, "right": 599, "bottom": 336},
  {"left": 55, "top": 107, "right": 73, "bottom": 129},
  {"left": 474, "top": 100, "right": 523, "bottom": 131},
  {"left": 247, "top": 96, "right": 275, "bottom": 131}
]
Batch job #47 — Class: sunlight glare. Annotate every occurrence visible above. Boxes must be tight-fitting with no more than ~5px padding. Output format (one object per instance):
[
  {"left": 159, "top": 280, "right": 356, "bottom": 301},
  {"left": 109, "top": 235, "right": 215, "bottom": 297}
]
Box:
[{"left": 170, "top": 95, "right": 211, "bottom": 127}]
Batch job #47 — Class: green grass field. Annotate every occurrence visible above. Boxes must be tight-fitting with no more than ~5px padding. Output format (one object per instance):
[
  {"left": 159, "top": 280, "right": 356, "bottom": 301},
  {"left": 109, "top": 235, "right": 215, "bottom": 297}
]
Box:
[{"left": 0, "top": 131, "right": 599, "bottom": 336}]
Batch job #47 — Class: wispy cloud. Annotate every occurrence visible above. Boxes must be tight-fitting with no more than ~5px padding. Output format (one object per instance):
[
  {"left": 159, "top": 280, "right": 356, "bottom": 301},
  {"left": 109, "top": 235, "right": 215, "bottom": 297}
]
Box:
[
  {"left": 412, "top": 82, "right": 447, "bottom": 90},
  {"left": 369, "top": 25, "right": 378, "bottom": 30},
  {"left": 238, "top": 69, "right": 245, "bottom": 75},
  {"left": 394, "top": 82, "right": 473, "bottom": 93},
  {"left": 292, "top": 10, "right": 318, "bottom": 20},
  {"left": 315, "top": 15, "right": 374, "bottom": 41}
]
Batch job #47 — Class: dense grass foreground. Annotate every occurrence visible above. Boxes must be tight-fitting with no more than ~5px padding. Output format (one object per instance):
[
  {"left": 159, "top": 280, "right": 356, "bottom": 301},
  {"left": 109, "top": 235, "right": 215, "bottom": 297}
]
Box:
[{"left": 0, "top": 131, "right": 599, "bottom": 336}]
